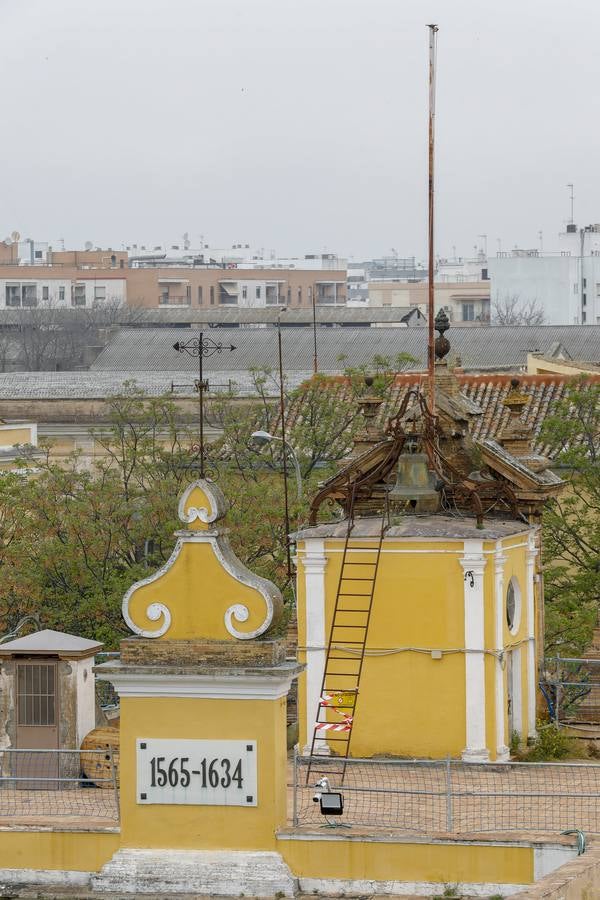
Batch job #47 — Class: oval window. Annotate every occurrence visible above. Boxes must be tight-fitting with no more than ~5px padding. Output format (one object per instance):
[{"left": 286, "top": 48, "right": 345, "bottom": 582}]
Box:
[{"left": 506, "top": 577, "right": 521, "bottom": 633}]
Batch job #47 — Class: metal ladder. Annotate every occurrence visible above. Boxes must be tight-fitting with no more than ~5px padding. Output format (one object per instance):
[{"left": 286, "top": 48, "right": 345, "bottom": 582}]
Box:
[{"left": 307, "top": 498, "right": 387, "bottom": 779}]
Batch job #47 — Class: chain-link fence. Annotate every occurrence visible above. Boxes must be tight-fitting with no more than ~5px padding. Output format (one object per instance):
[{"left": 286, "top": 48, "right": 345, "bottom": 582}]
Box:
[
  {"left": 95, "top": 652, "right": 120, "bottom": 713},
  {"left": 0, "top": 749, "right": 119, "bottom": 823},
  {"left": 293, "top": 753, "right": 600, "bottom": 834},
  {"left": 541, "top": 657, "right": 600, "bottom": 725}
]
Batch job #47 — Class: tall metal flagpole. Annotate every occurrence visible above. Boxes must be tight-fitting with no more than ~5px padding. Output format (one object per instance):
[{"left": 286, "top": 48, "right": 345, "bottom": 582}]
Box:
[
  {"left": 427, "top": 23, "right": 438, "bottom": 414},
  {"left": 277, "top": 312, "right": 293, "bottom": 581}
]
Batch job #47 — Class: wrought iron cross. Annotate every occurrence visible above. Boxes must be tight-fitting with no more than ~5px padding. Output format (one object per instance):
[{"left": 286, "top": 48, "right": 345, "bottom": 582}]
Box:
[{"left": 173, "top": 331, "right": 236, "bottom": 477}]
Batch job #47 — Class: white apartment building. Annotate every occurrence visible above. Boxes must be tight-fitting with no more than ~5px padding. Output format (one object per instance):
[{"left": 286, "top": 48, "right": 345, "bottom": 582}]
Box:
[
  {"left": 0, "top": 275, "right": 126, "bottom": 309},
  {"left": 488, "top": 224, "right": 600, "bottom": 325}
]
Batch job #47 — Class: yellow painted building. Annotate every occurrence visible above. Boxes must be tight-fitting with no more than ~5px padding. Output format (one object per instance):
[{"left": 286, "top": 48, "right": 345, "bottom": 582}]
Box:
[
  {"left": 296, "top": 318, "right": 563, "bottom": 763},
  {"left": 297, "top": 523, "right": 537, "bottom": 761}
]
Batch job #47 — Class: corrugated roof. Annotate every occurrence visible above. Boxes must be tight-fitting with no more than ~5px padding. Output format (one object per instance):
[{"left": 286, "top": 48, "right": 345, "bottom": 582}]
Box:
[
  {"left": 90, "top": 325, "right": 600, "bottom": 374},
  {"left": 0, "top": 629, "right": 102, "bottom": 656}
]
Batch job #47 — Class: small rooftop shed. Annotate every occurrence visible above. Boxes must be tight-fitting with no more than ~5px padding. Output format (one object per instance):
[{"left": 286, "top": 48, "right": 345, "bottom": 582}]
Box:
[{"left": 0, "top": 629, "right": 102, "bottom": 754}]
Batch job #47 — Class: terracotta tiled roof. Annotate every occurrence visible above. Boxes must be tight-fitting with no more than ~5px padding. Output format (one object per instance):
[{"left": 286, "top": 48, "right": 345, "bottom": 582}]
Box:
[{"left": 289, "top": 372, "right": 600, "bottom": 459}]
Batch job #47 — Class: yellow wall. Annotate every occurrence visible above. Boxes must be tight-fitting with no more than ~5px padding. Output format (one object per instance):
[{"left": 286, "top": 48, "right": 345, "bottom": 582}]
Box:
[
  {"left": 298, "top": 531, "right": 535, "bottom": 760},
  {"left": 0, "top": 829, "right": 119, "bottom": 872},
  {"left": 279, "top": 836, "right": 533, "bottom": 885},
  {"left": 0, "top": 426, "right": 34, "bottom": 446},
  {"left": 119, "top": 696, "right": 288, "bottom": 851}
]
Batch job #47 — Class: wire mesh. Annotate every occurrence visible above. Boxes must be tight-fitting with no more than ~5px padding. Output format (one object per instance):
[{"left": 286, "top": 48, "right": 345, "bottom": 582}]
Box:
[
  {"left": 294, "top": 754, "right": 600, "bottom": 835},
  {"left": 0, "top": 750, "right": 119, "bottom": 823},
  {"left": 542, "top": 657, "right": 600, "bottom": 725}
]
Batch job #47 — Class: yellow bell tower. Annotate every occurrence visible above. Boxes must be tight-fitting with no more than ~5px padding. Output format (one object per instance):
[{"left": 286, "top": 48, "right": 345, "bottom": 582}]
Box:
[{"left": 94, "top": 479, "right": 301, "bottom": 896}]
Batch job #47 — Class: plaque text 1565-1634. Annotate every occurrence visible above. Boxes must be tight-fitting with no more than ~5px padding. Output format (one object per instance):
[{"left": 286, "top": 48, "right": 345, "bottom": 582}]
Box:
[{"left": 137, "top": 739, "right": 257, "bottom": 806}]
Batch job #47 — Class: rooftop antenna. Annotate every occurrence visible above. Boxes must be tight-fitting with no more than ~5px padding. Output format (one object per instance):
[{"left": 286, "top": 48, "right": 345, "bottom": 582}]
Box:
[
  {"left": 478, "top": 234, "right": 487, "bottom": 257},
  {"left": 538, "top": 230, "right": 543, "bottom": 251},
  {"left": 426, "top": 23, "right": 438, "bottom": 413},
  {"left": 567, "top": 183, "right": 574, "bottom": 225}
]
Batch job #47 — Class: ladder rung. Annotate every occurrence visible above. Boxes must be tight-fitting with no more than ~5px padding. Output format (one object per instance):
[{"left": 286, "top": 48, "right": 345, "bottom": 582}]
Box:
[
  {"left": 340, "top": 577, "right": 375, "bottom": 582},
  {"left": 338, "top": 592, "right": 372, "bottom": 597},
  {"left": 312, "top": 735, "right": 351, "bottom": 742},
  {"left": 343, "top": 561, "right": 378, "bottom": 566},
  {"left": 331, "top": 624, "right": 368, "bottom": 630}
]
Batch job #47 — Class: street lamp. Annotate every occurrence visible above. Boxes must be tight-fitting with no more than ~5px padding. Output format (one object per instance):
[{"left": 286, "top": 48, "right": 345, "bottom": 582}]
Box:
[{"left": 251, "top": 431, "right": 303, "bottom": 501}]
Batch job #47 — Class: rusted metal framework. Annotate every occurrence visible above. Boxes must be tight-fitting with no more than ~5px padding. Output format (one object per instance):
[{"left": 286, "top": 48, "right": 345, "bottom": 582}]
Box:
[{"left": 308, "top": 388, "right": 521, "bottom": 528}]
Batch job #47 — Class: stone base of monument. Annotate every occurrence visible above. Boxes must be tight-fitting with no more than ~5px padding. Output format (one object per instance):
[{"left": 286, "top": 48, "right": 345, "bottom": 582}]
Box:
[{"left": 91, "top": 848, "right": 297, "bottom": 896}]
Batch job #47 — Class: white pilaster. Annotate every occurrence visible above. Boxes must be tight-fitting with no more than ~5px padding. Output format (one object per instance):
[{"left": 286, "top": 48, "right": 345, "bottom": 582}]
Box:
[
  {"left": 460, "top": 540, "right": 489, "bottom": 762},
  {"left": 301, "top": 539, "right": 328, "bottom": 754},
  {"left": 526, "top": 532, "right": 538, "bottom": 740},
  {"left": 493, "top": 543, "right": 509, "bottom": 761}
]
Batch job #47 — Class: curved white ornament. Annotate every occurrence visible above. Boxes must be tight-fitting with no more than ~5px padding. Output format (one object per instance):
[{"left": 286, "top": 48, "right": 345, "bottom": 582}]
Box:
[
  {"left": 225, "top": 603, "right": 251, "bottom": 639},
  {"left": 122, "top": 540, "right": 183, "bottom": 638},
  {"left": 178, "top": 479, "right": 227, "bottom": 525}
]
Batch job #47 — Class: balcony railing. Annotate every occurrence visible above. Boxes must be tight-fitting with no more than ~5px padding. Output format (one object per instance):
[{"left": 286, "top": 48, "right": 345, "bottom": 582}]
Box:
[{"left": 158, "top": 295, "right": 191, "bottom": 306}]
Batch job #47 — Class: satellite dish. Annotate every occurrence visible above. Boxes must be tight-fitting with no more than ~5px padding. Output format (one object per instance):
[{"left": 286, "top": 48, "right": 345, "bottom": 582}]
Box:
[
  {"left": 3, "top": 238, "right": 11, "bottom": 247},
  {"left": 11, "top": 231, "right": 20, "bottom": 242},
  {"left": 84, "top": 241, "right": 93, "bottom": 251}
]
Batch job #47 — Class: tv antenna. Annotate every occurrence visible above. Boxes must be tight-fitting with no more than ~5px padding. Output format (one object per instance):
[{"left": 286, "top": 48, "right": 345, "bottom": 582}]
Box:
[
  {"left": 84, "top": 241, "right": 93, "bottom": 251},
  {"left": 567, "top": 183, "right": 574, "bottom": 225}
]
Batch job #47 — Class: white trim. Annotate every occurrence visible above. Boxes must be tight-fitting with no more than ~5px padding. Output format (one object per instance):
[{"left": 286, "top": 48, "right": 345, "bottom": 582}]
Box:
[
  {"left": 526, "top": 533, "right": 538, "bottom": 739},
  {"left": 297, "top": 878, "right": 528, "bottom": 897},
  {"left": 511, "top": 646, "right": 523, "bottom": 739},
  {"left": 177, "top": 478, "right": 227, "bottom": 525},
  {"left": 301, "top": 538, "right": 328, "bottom": 754},
  {"left": 297, "top": 540, "right": 531, "bottom": 555},
  {"left": 494, "top": 543, "right": 509, "bottom": 761},
  {"left": 460, "top": 541, "right": 489, "bottom": 762},
  {"left": 122, "top": 529, "right": 280, "bottom": 642},
  {"left": 97, "top": 671, "right": 298, "bottom": 701}
]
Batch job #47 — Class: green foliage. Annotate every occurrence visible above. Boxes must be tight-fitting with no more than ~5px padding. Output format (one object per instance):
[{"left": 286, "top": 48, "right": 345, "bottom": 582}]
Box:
[
  {"left": 509, "top": 730, "right": 521, "bottom": 757},
  {"left": 0, "top": 373, "right": 363, "bottom": 648},
  {"left": 520, "top": 722, "right": 575, "bottom": 761},
  {"left": 541, "top": 376, "right": 600, "bottom": 656}
]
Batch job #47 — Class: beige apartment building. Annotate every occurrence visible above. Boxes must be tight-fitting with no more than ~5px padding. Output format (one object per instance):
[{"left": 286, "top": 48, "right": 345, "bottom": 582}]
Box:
[
  {"left": 0, "top": 256, "right": 346, "bottom": 310},
  {"left": 368, "top": 279, "right": 490, "bottom": 324}
]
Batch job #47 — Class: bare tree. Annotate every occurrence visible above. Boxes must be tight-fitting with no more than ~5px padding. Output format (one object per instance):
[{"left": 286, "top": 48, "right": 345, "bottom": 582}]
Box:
[
  {"left": 491, "top": 293, "right": 546, "bottom": 326},
  {"left": 0, "top": 299, "right": 149, "bottom": 371}
]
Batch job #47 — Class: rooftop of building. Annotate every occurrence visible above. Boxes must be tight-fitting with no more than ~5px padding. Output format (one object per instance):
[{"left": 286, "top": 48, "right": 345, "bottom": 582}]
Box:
[
  {"left": 296, "top": 515, "right": 531, "bottom": 541},
  {"left": 90, "top": 324, "right": 600, "bottom": 374}
]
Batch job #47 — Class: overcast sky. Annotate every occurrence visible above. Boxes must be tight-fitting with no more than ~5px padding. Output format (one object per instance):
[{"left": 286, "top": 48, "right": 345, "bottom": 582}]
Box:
[{"left": 1, "top": 0, "right": 598, "bottom": 261}]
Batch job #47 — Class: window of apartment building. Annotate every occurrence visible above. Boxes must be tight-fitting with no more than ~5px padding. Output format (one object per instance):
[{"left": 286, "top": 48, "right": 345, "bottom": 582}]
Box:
[
  {"left": 5, "top": 285, "right": 20, "bottom": 307},
  {"left": 582, "top": 293, "right": 587, "bottom": 306},
  {"left": 59, "top": 286, "right": 65, "bottom": 302},
  {"left": 71, "top": 284, "right": 86, "bottom": 307},
  {"left": 94, "top": 285, "right": 106, "bottom": 303},
  {"left": 210, "top": 286, "right": 215, "bottom": 305},
  {"left": 462, "top": 303, "right": 475, "bottom": 321},
  {"left": 287, "top": 286, "right": 291, "bottom": 304},
  {"left": 596, "top": 283, "right": 600, "bottom": 296},
  {"left": 481, "top": 268, "right": 488, "bottom": 280},
  {"left": 34, "top": 250, "right": 43, "bottom": 260},
  {"left": 197, "top": 285, "right": 203, "bottom": 304},
  {"left": 21, "top": 284, "right": 37, "bottom": 307},
  {"left": 308, "top": 286, "right": 312, "bottom": 301},
  {"left": 242, "top": 286, "right": 247, "bottom": 300},
  {"left": 297, "top": 287, "right": 302, "bottom": 304},
  {"left": 110, "top": 255, "right": 117, "bottom": 268},
  {"left": 42, "top": 286, "right": 49, "bottom": 301},
  {"left": 573, "top": 283, "right": 578, "bottom": 294},
  {"left": 582, "top": 311, "right": 587, "bottom": 323},
  {"left": 255, "top": 286, "right": 261, "bottom": 299},
  {"left": 186, "top": 285, "right": 191, "bottom": 304},
  {"left": 583, "top": 278, "right": 587, "bottom": 288}
]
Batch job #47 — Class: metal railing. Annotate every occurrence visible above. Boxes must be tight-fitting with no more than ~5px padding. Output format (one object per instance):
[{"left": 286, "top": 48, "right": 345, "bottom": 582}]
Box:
[
  {"left": 541, "top": 657, "right": 600, "bottom": 725},
  {"left": 0, "top": 749, "right": 119, "bottom": 822},
  {"left": 292, "top": 752, "right": 600, "bottom": 834}
]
